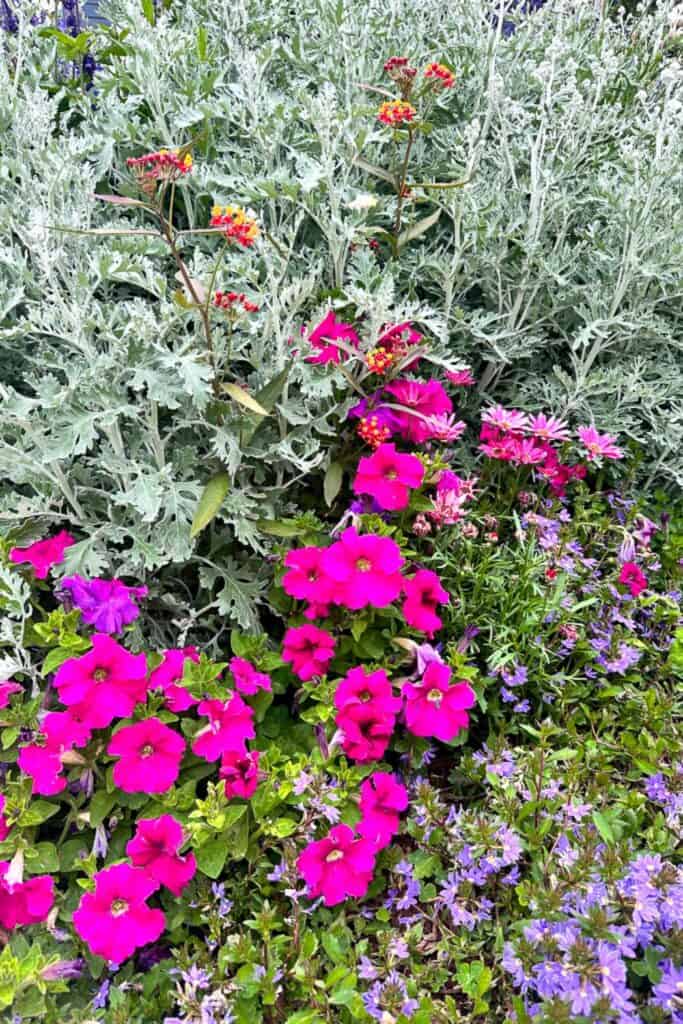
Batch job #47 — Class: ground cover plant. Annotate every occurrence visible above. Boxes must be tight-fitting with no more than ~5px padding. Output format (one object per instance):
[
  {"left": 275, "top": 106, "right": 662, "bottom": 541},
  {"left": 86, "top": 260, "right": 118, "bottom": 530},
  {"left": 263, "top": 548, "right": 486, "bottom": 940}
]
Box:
[{"left": 1, "top": 0, "right": 682, "bottom": 1022}]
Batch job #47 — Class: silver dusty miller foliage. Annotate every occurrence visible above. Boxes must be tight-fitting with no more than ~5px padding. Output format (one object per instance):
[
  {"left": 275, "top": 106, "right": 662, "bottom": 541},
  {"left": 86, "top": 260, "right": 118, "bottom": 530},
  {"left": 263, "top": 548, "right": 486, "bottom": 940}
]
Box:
[{"left": 0, "top": 0, "right": 682, "bottom": 635}]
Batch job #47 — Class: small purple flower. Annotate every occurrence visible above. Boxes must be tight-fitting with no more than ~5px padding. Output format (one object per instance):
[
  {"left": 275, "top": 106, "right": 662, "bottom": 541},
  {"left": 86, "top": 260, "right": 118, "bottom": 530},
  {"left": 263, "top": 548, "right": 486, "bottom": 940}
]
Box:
[{"left": 58, "top": 576, "right": 148, "bottom": 633}]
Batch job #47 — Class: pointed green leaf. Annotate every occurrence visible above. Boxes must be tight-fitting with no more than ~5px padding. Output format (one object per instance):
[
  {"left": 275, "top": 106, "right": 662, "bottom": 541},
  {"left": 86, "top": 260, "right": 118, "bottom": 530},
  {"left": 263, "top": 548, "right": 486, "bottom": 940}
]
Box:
[
  {"left": 190, "top": 472, "right": 230, "bottom": 538},
  {"left": 222, "top": 382, "right": 269, "bottom": 417},
  {"left": 324, "top": 462, "right": 343, "bottom": 507},
  {"left": 592, "top": 810, "right": 615, "bottom": 844},
  {"left": 397, "top": 207, "right": 441, "bottom": 250},
  {"left": 353, "top": 156, "right": 396, "bottom": 185}
]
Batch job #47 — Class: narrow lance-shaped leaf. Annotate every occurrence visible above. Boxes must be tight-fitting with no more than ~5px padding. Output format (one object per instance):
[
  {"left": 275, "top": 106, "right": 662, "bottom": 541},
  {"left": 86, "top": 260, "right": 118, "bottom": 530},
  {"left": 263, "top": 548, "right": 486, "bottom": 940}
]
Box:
[
  {"left": 190, "top": 472, "right": 231, "bottom": 538},
  {"left": 222, "top": 382, "right": 269, "bottom": 417},
  {"left": 397, "top": 207, "right": 441, "bottom": 251}
]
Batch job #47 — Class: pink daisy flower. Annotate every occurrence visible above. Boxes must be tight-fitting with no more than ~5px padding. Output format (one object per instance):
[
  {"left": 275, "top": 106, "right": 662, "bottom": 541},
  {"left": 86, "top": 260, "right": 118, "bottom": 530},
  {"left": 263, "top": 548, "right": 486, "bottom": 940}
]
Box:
[
  {"left": 322, "top": 528, "right": 404, "bottom": 610},
  {"left": 53, "top": 634, "right": 148, "bottom": 730},
  {"left": 107, "top": 718, "right": 185, "bottom": 793},
  {"left": 352, "top": 443, "right": 424, "bottom": 511},
  {"left": 282, "top": 624, "right": 336, "bottom": 681},
  {"left": 481, "top": 405, "right": 529, "bottom": 433},
  {"left": 403, "top": 662, "right": 475, "bottom": 742},
  {"left": 9, "top": 530, "right": 74, "bottom": 579},
  {"left": 423, "top": 413, "right": 466, "bottom": 443},
  {"left": 528, "top": 413, "right": 570, "bottom": 442},
  {"left": 577, "top": 426, "right": 623, "bottom": 461},
  {"left": 402, "top": 569, "right": 449, "bottom": 637},
  {"left": 219, "top": 749, "right": 261, "bottom": 799},
  {"left": 357, "top": 772, "right": 409, "bottom": 850},
  {"left": 297, "top": 823, "right": 376, "bottom": 906},
  {"left": 445, "top": 369, "right": 475, "bottom": 386},
  {"left": 192, "top": 695, "right": 255, "bottom": 762},
  {"left": 126, "top": 815, "right": 196, "bottom": 897},
  {"left": 73, "top": 863, "right": 165, "bottom": 963}
]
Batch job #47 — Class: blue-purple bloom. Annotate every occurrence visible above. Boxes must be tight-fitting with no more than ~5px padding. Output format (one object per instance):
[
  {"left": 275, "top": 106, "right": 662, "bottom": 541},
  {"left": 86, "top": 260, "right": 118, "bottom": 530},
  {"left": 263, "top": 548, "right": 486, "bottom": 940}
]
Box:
[{"left": 58, "top": 576, "right": 148, "bottom": 633}]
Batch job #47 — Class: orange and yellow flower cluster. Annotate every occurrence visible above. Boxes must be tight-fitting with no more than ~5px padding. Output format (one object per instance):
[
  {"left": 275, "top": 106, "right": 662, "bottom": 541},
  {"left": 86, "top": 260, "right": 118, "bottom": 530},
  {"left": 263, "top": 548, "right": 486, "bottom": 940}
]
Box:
[
  {"left": 209, "top": 206, "right": 260, "bottom": 247},
  {"left": 357, "top": 415, "right": 392, "bottom": 449},
  {"left": 365, "top": 347, "right": 395, "bottom": 374},
  {"left": 377, "top": 100, "right": 417, "bottom": 127},
  {"left": 424, "top": 62, "right": 456, "bottom": 89},
  {"left": 126, "top": 149, "right": 193, "bottom": 183}
]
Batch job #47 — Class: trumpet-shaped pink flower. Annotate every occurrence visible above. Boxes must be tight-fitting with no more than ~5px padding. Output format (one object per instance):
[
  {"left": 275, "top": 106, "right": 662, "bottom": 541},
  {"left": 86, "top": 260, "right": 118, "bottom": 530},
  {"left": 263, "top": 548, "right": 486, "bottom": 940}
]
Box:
[
  {"left": 148, "top": 646, "right": 199, "bottom": 713},
  {"left": 282, "top": 625, "right": 336, "bottom": 681},
  {"left": 402, "top": 569, "right": 449, "bottom": 637},
  {"left": 384, "top": 380, "right": 452, "bottom": 443},
  {"left": 282, "top": 546, "right": 333, "bottom": 604},
  {"left": 357, "top": 772, "right": 409, "bottom": 849},
  {"left": 126, "top": 815, "right": 196, "bottom": 897},
  {"left": 73, "top": 863, "right": 165, "bottom": 963},
  {"left": 322, "top": 528, "right": 404, "bottom": 610},
  {"left": 305, "top": 311, "right": 359, "bottom": 365},
  {"left": 229, "top": 657, "right": 272, "bottom": 695},
  {"left": 353, "top": 443, "right": 424, "bottom": 511},
  {"left": 192, "top": 695, "right": 255, "bottom": 762},
  {"left": 220, "top": 748, "right": 261, "bottom": 799},
  {"left": 0, "top": 795, "right": 11, "bottom": 842},
  {"left": 54, "top": 634, "right": 148, "bottom": 730},
  {"left": 58, "top": 576, "right": 148, "bottom": 634},
  {"left": 0, "top": 679, "right": 22, "bottom": 709},
  {"left": 108, "top": 718, "right": 185, "bottom": 793},
  {"left": 528, "top": 414, "right": 570, "bottom": 442},
  {"left": 334, "top": 666, "right": 399, "bottom": 712},
  {"left": 297, "top": 823, "right": 376, "bottom": 906},
  {"left": 481, "top": 405, "right": 529, "bottom": 433},
  {"left": 9, "top": 530, "right": 74, "bottom": 579},
  {"left": 0, "top": 863, "right": 54, "bottom": 930},
  {"left": 18, "top": 710, "right": 91, "bottom": 795},
  {"left": 578, "top": 426, "right": 623, "bottom": 461},
  {"left": 403, "top": 662, "right": 475, "bottom": 742},
  {"left": 619, "top": 562, "right": 647, "bottom": 597},
  {"left": 336, "top": 702, "right": 397, "bottom": 762}
]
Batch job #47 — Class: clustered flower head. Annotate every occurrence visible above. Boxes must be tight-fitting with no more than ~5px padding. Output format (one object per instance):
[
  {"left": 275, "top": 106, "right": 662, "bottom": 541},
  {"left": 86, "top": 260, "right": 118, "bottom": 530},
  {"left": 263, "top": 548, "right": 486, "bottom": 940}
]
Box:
[
  {"left": 213, "top": 290, "right": 259, "bottom": 314},
  {"left": 209, "top": 205, "right": 259, "bottom": 247},
  {"left": 377, "top": 99, "right": 417, "bottom": 127},
  {"left": 424, "top": 61, "right": 455, "bottom": 88},
  {"left": 383, "top": 55, "right": 418, "bottom": 95},
  {"left": 127, "top": 149, "right": 193, "bottom": 184}
]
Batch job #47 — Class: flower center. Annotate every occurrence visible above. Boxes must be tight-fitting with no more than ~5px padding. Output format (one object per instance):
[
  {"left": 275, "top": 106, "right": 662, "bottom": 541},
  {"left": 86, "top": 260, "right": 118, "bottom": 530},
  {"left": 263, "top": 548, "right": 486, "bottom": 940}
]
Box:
[
  {"left": 326, "top": 849, "right": 344, "bottom": 863},
  {"left": 111, "top": 899, "right": 129, "bottom": 917},
  {"left": 141, "top": 744, "right": 155, "bottom": 758},
  {"left": 307, "top": 571, "right": 318, "bottom": 582},
  {"left": 384, "top": 469, "right": 397, "bottom": 480},
  {"left": 93, "top": 668, "right": 108, "bottom": 682},
  {"left": 356, "top": 558, "right": 372, "bottom": 572},
  {"left": 359, "top": 690, "right": 372, "bottom": 703},
  {"left": 427, "top": 688, "right": 443, "bottom": 705}
]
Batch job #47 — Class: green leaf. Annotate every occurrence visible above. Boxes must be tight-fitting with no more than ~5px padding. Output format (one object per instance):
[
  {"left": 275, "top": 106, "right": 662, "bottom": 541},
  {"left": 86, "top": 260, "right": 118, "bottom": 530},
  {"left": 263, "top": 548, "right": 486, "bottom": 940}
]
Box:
[
  {"left": 195, "top": 837, "right": 229, "bottom": 879},
  {"left": 89, "top": 791, "right": 117, "bottom": 828},
  {"left": 353, "top": 156, "right": 396, "bottom": 185},
  {"left": 592, "top": 810, "right": 615, "bottom": 844},
  {"left": 222, "top": 382, "right": 269, "bottom": 416},
  {"left": 197, "top": 24, "right": 208, "bottom": 60},
  {"left": 240, "top": 364, "right": 291, "bottom": 446},
  {"left": 93, "top": 193, "right": 150, "bottom": 209},
  {"left": 42, "top": 646, "right": 76, "bottom": 675},
  {"left": 190, "top": 472, "right": 231, "bottom": 538},
  {"left": 255, "top": 518, "right": 307, "bottom": 537},
  {"left": 397, "top": 207, "right": 441, "bottom": 250},
  {"left": 140, "top": 0, "right": 156, "bottom": 24},
  {"left": 323, "top": 462, "right": 343, "bottom": 507}
]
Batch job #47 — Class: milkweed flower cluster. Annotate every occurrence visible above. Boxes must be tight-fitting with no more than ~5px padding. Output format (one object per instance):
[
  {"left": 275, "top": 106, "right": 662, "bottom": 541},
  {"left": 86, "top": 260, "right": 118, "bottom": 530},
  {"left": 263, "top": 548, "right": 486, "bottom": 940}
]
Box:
[
  {"left": 209, "top": 205, "right": 260, "bottom": 247},
  {"left": 127, "top": 150, "right": 193, "bottom": 184},
  {"left": 213, "top": 290, "right": 259, "bottom": 314},
  {"left": 424, "top": 62, "right": 455, "bottom": 88},
  {"left": 377, "top": 100, "right": 417, "bottom": 127}
]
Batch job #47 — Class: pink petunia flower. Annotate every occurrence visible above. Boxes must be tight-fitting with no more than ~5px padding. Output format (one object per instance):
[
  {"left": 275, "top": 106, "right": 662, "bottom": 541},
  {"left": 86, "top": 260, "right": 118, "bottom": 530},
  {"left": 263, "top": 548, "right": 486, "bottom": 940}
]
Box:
[
  {"left": 229, "top": 657, "right": 272, "bottom": 696},
  {"left": 220, "top": 748, "right": 261, "bottom": 799},
  {"left": 577, "top": 426, "right": 623, "bottom": 461},
  {"left": 528, "top": 414, "right": 570, "bottom": 442},
  {"left": 384, "top": 380, "right": 452, "bottom": 444},
  {"left": 445, "top": 368, "right": 475, "bottom": 386},
  {"left": 619, "top": 562, "right": 647, "bottom": 597},
  {"left": 297, "top": 823, "right": 376, "bottom": 906},
  {"left": 73, "top": 863, "right": 165, "bottom": 963},
  {"left": 334, "top": 666, "right": 399, "bottom": 712},
  {"left": 322, "top": 528, "right": 404, "bottom": 610},
  {"left": 282, "top": 625, "right": 336, "bottom": 681},
  {"left": 126, "top": 815, "right": 196, "bottom": 897},
  {"left": 282, "top": 546, "right": 333, "bottom": 605},
  {"left": 0, "top": 680, "right": 22, "bottom": 710},
  {"left": 481, "top": 405, "right": 529, "bottom": 433},
  {"left": 357, "top": 772, "right": 408, "bottom": 850},
  {"left": 58, "top": 577, "right": 148, "bottom": 634},
  {"left": 305, "top": 311, "right": 360, "bottom": 365},
  {"left": 336, "top": 702, "right": 397, "bottom": 762},
  {"left": 0, "top": 862, "right": 54, "bottom": 930},
  {"left": 9, "top": 530, "right": 74, "bottom": 579},
  {"left": 18, "top": 710, "right": 92, "bottom": 795},
  {"left": 54, "top": 634, "right": 148, "bottom": 730},
  {"left": 107, "top": 718, "right": 185, "bottom": 793},
  {"left": 402, "top": 569, "right": 449, "bottom": 637},
  {"left": 148, "top": 646, "right": 200, "bottom": 713},
  {"left": 353, "top": 443, "right": 424, "bottom": 511},
  {"left": 192, "top": 695, "right": 255, "bottom": 762},
  {"left": 0, "top": 795, "right": 11, "bottom": 842},
  {"left": 403, "top": 661, "right": 475, "bottom": 742}
]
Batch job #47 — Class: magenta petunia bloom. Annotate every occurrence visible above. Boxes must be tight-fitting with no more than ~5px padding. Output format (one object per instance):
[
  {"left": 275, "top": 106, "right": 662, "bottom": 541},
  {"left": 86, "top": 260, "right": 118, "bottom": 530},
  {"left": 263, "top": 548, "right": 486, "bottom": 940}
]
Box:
[
  {"left": 59, "top": 576, "right": 148, "bottom": 634},
  {"left": 357, "top": 772, "right": 408, "bottom": 850},
  {"left": 384, "top": 379, "right": 452, "bottom": 443},
  {"left": 336, "top": 702, "right": 397, "bottom": 762},
  {"left": 403, "top": 662, "right": 475, "bottom": 743},
  {"left": 577, "top": 426, "right": 623, "bottom": 461},
  {"left": 402, "top": 569, "right": 450, "bottom": 637},
  {"left": 282, "top": 625, "right": 336, "bottom": 681},
  {"left": 9, "top": 530, "right": 74, "bottom": 579},
  {"left": 0, "top": 862, "right": 54, "bottom": 930},
  {"left": 54, "top": 634, "right": 148, "bottom": 730},
  {"left": 305, "top": 311, "right": 359, "bottom": 365},
  {"left": 107, "top": 718, "right": 185, "bottom": 793},
  {"left": 334, "top": 666, "right": 399, "bottom": 712},
  {"left": 18, "top": 710, "right": 92, "bottom": 796},
  {"left": 229, "top": 657, "right": 272, "bottom": 696},
  {"left": 148, "top": 646, "right": 200, "bottom": 713},
  {"left": 353, "top": 443, "right": 424, "bottom": 511},
  {"left": 282, "top": 546, "right": 333, "bottom": 605},
  {"left": 73, "top": 863, "right": 165, "bottom": 963},
  {"left": 126, "top": 815, "right": 196, "bottom": 897},
  {"left": 192, "top": 695, "right": 255, "bottom": 762},
  {"left": 297, "top": 824, "right": 376, "bottom": 906},
  {"left": 0, "top": 679, "right": 22, "bottom": 710},
  {"left": 321, "top": 528, "right": 404, "bottom": 610},
  {"left": 220, "top": 748, "right": 261, "bottom": 799},
  {"left": 0, "top": 795, "right": 11, "bottom": 842},
  {"left": 619, "top": 562, "right": 647, "bottom": 597}
]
